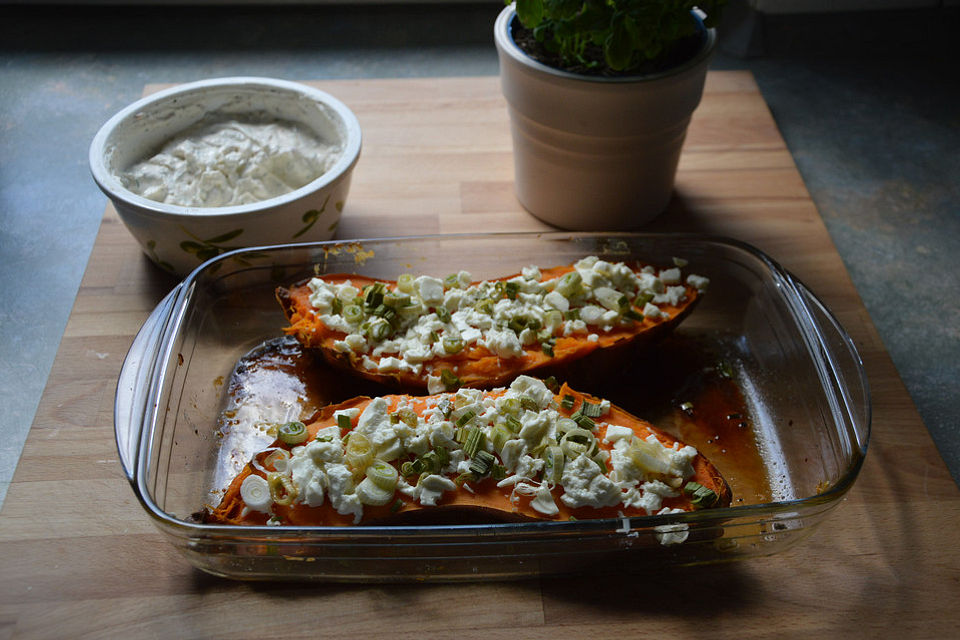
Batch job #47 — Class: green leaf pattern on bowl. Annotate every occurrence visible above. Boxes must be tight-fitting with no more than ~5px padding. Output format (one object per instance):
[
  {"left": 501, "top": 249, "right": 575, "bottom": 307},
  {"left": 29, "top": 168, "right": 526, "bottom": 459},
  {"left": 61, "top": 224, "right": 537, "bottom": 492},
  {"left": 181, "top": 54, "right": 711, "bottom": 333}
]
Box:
[
  {"left": 292, "top": 194, "right": 332, "bottom": 239},
  {"left": 145, "top": 239, "right": 177, "bottom": 273},
  {"left": 179, "top": 227, "right": 245, "bottom": 263}
]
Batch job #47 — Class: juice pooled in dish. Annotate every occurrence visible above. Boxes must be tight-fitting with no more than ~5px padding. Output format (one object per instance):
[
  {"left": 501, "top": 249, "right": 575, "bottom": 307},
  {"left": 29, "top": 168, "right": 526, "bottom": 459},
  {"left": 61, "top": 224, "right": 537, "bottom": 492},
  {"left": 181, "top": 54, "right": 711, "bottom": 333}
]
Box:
[{"left": 276, "top": 255, "right": 710, "bottom": 392}]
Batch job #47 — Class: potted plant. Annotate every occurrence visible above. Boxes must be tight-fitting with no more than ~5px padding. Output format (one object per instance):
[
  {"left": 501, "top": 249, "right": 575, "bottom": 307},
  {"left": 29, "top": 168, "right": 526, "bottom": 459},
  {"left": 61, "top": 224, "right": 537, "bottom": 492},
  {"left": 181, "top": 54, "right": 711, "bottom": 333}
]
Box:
[{"left": 494, "top": 1, "right": 725, "bottom": 230}]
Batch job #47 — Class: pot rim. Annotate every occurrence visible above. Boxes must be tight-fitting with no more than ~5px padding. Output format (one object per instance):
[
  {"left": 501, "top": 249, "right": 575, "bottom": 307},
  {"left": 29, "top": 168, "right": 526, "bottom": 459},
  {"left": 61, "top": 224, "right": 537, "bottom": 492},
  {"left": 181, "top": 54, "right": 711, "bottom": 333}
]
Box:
[{"left": 494, "top": 4, "right": 717, "bottom": 85}]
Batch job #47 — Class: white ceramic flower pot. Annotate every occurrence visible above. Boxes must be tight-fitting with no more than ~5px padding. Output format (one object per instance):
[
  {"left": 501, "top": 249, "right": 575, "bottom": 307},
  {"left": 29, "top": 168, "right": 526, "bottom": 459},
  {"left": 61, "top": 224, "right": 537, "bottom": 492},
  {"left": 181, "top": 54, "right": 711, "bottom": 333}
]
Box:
[{"left": 494, "top": 5, "right": 717, "bottom": 230}]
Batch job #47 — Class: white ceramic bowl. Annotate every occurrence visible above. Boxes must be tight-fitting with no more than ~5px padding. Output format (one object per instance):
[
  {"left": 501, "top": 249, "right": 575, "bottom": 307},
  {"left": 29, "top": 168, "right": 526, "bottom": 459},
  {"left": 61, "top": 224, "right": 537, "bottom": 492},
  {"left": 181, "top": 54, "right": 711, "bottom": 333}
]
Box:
[{"left": 90, "top": 77, "right": 362, "bottom": 277}]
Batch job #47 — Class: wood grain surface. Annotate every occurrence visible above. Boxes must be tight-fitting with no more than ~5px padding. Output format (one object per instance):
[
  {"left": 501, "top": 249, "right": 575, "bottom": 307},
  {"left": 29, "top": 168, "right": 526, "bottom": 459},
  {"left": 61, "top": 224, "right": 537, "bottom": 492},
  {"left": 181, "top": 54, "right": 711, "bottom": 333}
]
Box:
[{"left": 1, "top": 72, "right": 958, "bottom": 638}]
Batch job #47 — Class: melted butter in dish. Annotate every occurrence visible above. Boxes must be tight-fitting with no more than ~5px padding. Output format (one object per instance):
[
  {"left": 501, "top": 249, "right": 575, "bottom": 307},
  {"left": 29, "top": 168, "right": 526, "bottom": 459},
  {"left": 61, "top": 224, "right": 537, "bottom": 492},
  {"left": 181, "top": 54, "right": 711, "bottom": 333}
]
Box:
[{"left": 121, "top": 117, "right": 343, "bottom": 208}]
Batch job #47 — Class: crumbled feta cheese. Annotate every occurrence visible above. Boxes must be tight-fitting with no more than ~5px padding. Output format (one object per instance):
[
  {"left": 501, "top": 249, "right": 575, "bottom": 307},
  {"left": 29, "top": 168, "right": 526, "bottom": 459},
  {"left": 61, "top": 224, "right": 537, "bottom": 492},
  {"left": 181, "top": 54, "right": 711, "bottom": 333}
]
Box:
[
  {"left": 509, "top": 375, "right": 553, "bottom": 408},
  {"left": 513, "top": 481, "right": 559, "bottom": 516},
  {"left": 416, "top": 275, "right": 445, "bottom": 305},
  {"left": 543, "top": 290, "right": 569, "bottom": 311},
  {"left": 603, "top": 425, "right": 634, "bottom": 444},
  {"left": 659, "top": 268, "right": 681, "bottom": 285},
  {"left": 654, "top": 285, "right": 688, "bottom": 307},
  {"left": 416, "top": 474, "right": 457, "bottom": 506},
  {"left": 654, "top": 507, "right": 689, "bottom": 545},
  {"left": 560, "top": 454, "right": 621, "bottom": 509},
  {"left": 687, "top": 274, "right": 710, "bottom": 292},
  {"left": 642, "top": 302, "right": 663, "bottom": 319},
  {"left": 426, "top": 374, "right": 445, "bottom": 395}
]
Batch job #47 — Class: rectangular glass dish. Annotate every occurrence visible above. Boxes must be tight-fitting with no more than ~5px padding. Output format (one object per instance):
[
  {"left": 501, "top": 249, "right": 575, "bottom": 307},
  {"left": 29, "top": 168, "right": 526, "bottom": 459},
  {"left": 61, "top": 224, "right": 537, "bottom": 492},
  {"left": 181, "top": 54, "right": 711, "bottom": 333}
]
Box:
[{"left": 115, "top": 233, "right": 870, "bottom": 581}]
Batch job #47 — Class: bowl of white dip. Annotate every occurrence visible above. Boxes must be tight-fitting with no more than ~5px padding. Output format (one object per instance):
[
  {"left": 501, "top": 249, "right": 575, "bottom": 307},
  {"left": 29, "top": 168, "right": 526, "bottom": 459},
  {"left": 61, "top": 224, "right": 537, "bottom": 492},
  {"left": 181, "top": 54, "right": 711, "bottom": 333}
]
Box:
[{"left": 90, "top": 77, "right": 362, "bottom": 277}]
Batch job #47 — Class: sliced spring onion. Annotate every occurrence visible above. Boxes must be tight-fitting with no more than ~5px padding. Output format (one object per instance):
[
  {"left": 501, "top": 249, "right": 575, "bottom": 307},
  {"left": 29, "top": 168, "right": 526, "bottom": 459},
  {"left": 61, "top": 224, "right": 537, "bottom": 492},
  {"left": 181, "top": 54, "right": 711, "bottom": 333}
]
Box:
[
  {"left": 634, "top": 292, "right": 654, "bottom": 307},
  {"left": 500, "top": 397, "right": 521, "bottom": 416},
  {"left": 504, "top": 415, "right": 522, "bottom": 433},
  {"left": 356, "top": 476, "right": 395, "bottom": 506},
  {"left": 490, "top": 464, "right": 507, "bottom": 481},
  {"left": 462, "top": 426, "right": 485, "bottom": 458},
  {"left": 366, "top": 318, "right": 391, "bottom": 341},
  {"left": 556, "top": 271, "right": 582, "bottom": 298},
  {"left": 267, "top": 472, "right": 298, "bottom": 506},
  {"left": 337, "top": 284, "right": 360, "bottom": 301},
  {"left": 541, "top": 339, "right": 555, "bottom": 357},
  {"left": 580, "top": 401, "right": 604, "bottom": 418},
  {"left": 684, "top": 481, "right": 719, "bottom": 509},
  {"left": 594, "top": 286, "right": 625, "bottom": 311},
  {"left": 442, "top": 336, "right": 463, "bottom": 354},
  {"left": 455, "top": 410, "right": 476, "bottom": 428},
  {"left": 278, "top": 421, "right": 308, "bottom": 445},
  {"left": 400, "top": 458, "right": 422, "bottom": 478},
  {"left": 520, "top": 396, "right": 540, "bottom": 413},
  {"left": 438, "top": 397, "right": 453, "bottom": 419},
  {"left": 543, "top": 376, "right": 560, "bottom": 393},
  {"left": 440, "top": 369, "right": 461, "bottom": 391},
  {"left": 474, "top": 298, "right": 495, "bottom": 315},
  {"left": 366, "top": 460, "right": 399, "bottom": 491},
  {"left": 555, "top": 417, "right": 579, "bottom": 438},
  {"left": 263, "top": 449, "right": 290, "bottom": 472},
  {"left": 503, "top": 281, "right": 520, "bottom": 300},
  {"left": 240, "top": 474, "right": 272, "bottom": 511},
  {"left": 560, "top": 395, "right": 576, "bottom": 411},
  {"left": 542, "top": 445, "right": 565, "bottom": 484},
  {"left": 468, "top": 450, "right": 496, "bottom": 476},
  {"left": 396, "top": 408, "right": 419, "bottom": 427},
  {"left": 363, "top": 282, "right": 386, "bottom": 309},
  {"left": 543, "top": 308, "right": 563, "bottom": 329},
  {"left": 435, "top": 306, "right": 451, "bottom": 323},
  {"left": 342, "top": 304, "right": 363, "bottom": 324},
  {"left": 560, "top": 427, "right": 598, "bottom": 459},
  {"left": 490, "top": 425, "right": 511, "bottom": 452},
  {"left": 345, "top": 432, "right": 374, "bottom": 471},
  {"left": 420, "top": 449, "right": 446, "bottom": 474},
  {"left": 383, "top": 292, "right": 410, "bottom": 308},
  {"left": 572, "top": 413, "right": 595, "bottom": 430},
  {"left": 454, "top": 471, "right": 476, "bottom": 486},
  {"left": 372, "top": 303, "right": 397, "bottom": 323},
  {"left": 443, "top": 273, "right": 461, "bottom": 289},
  {"left": 397, "top": 273, "right": 414, "bottom": 293},
  {"left": 337, "top": 413, "right": 352, "bottom": 431}
]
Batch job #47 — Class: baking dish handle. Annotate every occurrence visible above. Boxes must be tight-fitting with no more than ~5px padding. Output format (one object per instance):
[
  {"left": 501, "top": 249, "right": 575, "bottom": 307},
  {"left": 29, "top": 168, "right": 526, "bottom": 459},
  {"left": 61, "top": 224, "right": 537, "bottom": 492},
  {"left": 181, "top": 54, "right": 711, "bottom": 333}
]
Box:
[
  {"left": 114, "top": 285, "right": 182, "bottom": 483},
  {"left": 792, "top": 280, "right": 872, "bottom": 455}
]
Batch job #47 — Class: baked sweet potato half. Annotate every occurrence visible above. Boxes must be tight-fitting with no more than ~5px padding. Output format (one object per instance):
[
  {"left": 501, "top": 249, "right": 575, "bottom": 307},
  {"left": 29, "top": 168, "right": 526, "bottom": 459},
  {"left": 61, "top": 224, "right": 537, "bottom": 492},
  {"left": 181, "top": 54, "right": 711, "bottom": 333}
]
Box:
[
  {"left": 276, "top": 256, "right": 708, "bottom": 393},
  {"left": 204, "top": 376, "right": 731, "bottom": 527}
]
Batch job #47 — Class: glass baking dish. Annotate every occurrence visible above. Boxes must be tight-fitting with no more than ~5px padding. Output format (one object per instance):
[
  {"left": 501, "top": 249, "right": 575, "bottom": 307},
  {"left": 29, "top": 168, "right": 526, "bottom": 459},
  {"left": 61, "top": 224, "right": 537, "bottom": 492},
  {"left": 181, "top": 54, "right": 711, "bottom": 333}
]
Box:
[{"left": 115, "top": 233, "right": 870, "bottom": 581}]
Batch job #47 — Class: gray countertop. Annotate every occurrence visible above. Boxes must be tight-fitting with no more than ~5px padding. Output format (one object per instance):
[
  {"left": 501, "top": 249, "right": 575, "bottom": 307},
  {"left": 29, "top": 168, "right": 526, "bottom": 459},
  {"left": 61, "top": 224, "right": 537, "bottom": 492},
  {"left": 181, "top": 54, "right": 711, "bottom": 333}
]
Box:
[{"left": 1, "top": 3, "right": 957, "bottom": 508}]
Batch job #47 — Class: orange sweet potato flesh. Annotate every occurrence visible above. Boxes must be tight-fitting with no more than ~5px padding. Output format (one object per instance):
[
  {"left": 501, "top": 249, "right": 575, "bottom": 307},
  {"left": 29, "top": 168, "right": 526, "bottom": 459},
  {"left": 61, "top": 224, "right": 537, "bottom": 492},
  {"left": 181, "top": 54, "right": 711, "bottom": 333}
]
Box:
[
  {"left": 205, "top": 383, "right": 731, "bottom": 527},
  {"left": 276, "top": 264, "right": 700, "bottom": 392}
]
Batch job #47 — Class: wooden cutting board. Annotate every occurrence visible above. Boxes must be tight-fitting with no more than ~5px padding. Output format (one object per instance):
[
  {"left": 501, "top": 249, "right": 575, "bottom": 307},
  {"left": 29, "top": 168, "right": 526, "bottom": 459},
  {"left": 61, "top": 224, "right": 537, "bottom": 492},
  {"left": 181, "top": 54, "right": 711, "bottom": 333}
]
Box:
[{"left": 2, "top": 72, "right": 957, "bottom": 638}]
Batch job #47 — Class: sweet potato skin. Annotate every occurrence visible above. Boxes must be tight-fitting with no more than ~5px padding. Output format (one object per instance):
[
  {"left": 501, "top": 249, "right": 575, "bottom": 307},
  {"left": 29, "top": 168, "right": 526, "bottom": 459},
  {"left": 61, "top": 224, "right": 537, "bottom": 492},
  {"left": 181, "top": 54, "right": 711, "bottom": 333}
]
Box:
[
  {"left": 276, "top": 264, "right": 701, "bottom": 392},
  {"left": 205, "top": 383, "right": 731, "bottom": 527}
]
